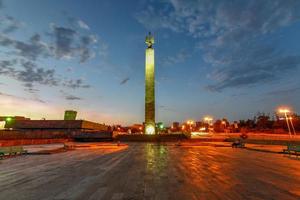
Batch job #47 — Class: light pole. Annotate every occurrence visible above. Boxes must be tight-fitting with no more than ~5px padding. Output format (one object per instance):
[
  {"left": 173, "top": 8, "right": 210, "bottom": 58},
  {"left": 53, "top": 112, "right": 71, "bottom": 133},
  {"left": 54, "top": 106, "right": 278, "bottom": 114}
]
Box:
[
  {"left": 279, "top": 108, "right": 292, "bottom": 138},
  {"left": 186, "top": 120, "right": 194, "bottom": 131},
  {"left": 289, "top": 117, "right": 296, "bottom": 135},
  {"left": 204, "top": 116, "right": 213, "bottom": 133}
]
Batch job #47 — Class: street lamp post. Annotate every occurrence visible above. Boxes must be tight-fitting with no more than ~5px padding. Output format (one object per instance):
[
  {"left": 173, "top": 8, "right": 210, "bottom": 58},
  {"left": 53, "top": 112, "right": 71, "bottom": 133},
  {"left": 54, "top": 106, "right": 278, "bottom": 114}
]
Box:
[
  {"left": 289, "top": 117, "right": 296, "bottom": 135},
  {"left": 279, "top": 109, "right": 292, "bottom": 138},
  {"left": 204, "top": 116, "right": 213, "bottom": 133},
  {"left": 186, "top": 120, "right": 194, "bottom": 132}
]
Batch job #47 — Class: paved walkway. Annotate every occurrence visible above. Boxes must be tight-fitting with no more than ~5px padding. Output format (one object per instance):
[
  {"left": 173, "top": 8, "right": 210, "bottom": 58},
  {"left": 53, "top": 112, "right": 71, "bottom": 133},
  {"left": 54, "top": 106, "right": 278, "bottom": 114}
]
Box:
[{"left": 0, "top": 143, "right": 300, "bottom": 200}]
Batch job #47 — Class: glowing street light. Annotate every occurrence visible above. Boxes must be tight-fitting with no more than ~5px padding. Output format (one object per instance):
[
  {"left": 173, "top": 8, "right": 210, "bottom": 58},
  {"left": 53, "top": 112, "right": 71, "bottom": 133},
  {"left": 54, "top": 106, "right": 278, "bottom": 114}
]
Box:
[
  {"left": 204, "top": 116, "right": 213, "bottom": 124},
  {"left": 278, "top": 108, "right": 292, "bottom": 137},
  {"left": 181, "top": 125, "right": 185, "bottom": 130},
  {"left": 186, "top": 120, "right": 194, "bottom": 125},
  {"left": 186, "top": 120, "right": 194, "bottom": 131}
]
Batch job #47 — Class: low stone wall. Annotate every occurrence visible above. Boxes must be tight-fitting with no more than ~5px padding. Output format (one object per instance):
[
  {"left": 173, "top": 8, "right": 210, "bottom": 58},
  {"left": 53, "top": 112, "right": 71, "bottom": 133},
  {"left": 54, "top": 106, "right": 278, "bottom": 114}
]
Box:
[
  {"left": 115, "top": 134, "right": 188, "bottom": 142},
  {"left": 0, "top": 139, "right": 69, "bottom": 147},
  {"left": 0, "top": 129, "right": 78, "bottom": 139}
]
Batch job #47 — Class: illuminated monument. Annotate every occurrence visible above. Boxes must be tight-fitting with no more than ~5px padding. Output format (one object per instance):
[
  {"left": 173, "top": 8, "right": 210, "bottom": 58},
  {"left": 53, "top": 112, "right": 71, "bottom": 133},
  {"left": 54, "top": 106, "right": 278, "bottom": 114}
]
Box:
[{"left": 145, "top": 32, "right": 155, "bottom": 135}]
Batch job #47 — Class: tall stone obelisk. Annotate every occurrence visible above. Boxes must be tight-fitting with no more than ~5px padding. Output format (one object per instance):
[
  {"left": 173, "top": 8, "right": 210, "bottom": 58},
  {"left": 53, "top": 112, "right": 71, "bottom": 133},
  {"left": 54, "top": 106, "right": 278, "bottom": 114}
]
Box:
[{"left": 145, "top": 32, "right": 155, "bottom": 135}]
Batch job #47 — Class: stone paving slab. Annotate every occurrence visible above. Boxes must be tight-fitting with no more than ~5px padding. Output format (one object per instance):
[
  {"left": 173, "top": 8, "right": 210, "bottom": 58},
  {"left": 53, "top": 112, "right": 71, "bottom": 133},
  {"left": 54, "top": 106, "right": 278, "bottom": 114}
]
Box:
[
  {"left": 245, "top": 144, "right": 285, "bottom": 153},
  {"left": 0, "top": 143, "right": 300, "bottom": 200}
]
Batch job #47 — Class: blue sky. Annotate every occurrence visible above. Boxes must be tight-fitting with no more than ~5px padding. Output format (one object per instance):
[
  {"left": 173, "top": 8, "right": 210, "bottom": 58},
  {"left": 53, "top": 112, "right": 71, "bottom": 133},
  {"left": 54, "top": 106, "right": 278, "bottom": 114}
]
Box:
[{"left": 0, "top": 0, "right": 300, "bottom": 125}]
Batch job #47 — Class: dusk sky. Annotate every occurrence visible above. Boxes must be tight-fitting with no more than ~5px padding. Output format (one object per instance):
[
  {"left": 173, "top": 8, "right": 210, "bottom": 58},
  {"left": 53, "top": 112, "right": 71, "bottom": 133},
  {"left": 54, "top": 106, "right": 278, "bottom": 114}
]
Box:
[{"left": 1, "top": 0, "right": 300, "bottom": 125}]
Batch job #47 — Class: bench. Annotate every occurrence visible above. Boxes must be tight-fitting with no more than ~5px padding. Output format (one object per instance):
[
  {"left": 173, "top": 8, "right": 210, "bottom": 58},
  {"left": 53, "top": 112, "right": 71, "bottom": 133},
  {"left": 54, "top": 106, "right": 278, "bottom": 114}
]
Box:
[
  {"left": 63, "top": 142, "right": 75, "bottom": 150},
  {"left": 232, "top": 140, "right": 245, "bottom": 148},
  {"left": 0, "top": 146, "right": 27, "bottom": 159},
  {"left": 283, "top": 144, "right": 300, "bottom": 156}
]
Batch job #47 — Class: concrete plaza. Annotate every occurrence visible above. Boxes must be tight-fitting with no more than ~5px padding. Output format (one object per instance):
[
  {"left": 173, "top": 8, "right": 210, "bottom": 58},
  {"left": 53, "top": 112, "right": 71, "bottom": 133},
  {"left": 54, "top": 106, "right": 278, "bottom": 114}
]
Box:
[{"left": 0, "top": 143, "right": 300, "bottom": 200}]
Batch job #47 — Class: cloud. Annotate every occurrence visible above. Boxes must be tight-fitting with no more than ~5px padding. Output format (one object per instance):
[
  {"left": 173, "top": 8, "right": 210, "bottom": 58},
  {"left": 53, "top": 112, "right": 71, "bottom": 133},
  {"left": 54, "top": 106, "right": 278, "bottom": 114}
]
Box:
[
  {"left": 99, "top": 42, "right": 108, "bottom": 58},
  {"left": 0, "top": 59, "right": 58, "bottom": 90},
  {"left": 120, "top": 77, "right": 130, "bottom": 85},
  {"left": 65, "top": 94, "right": 82, "bottom": 101},
  {"left": 0, "top": 33, "right": 50, "bottom": 60},
  {"left": 15, "top": 34, "right": 50, "bottom": 60},
  {"left": 0, "top": 59, "right": 90, "bottom": 90},
  {"left": 158, "top": 104, "right": 179, "bottom": 113},
  {"left": 0, "top": 91, "right": 46, "bottom": 103},
  {"left": 0, "top": 15, "right": 23, "bottom": 34},
  {"left": 49, "top": 24, "right": 103, "bottom": 63},
  {"left": 52, "top": 25, "right": 76, "bottom": 59},
  {"left": 205, "top": 41, "right": 300, "bottom": 91},
  {"left": 60, "top": 90, "right": 83, "bottom": 101},
  {"left": 136, "top": 0, "right": 300, "bottom": 91},
  {"left": 0, "top": 9, "right": 106, "bottom": 65},
  {"left": 78, "top": 35, "right": 97, "bottom": 63},
  {"left": 161, "top": 49, "right": 191, "bottom": 66},
  {"left": 266, "top": 86, "right": 300, "bottom": 96},
  {"left": 77, "top": 20, "right": 90, "bottom": 30},
  {"left": 63, "top": 78, "right": 90, "bottom": 89}
]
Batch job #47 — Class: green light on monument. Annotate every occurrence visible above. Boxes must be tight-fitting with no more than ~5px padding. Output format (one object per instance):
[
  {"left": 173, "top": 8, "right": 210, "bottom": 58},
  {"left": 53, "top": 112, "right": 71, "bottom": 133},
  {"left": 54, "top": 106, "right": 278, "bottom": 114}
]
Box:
[
  {"left": 159, "top": 124, "right": 164, "bottom": 129},
  {"left": 5, "top": 117, "right": 12, "bottom": 122},
  {"left": 145, "top": 32, "right": 156, "bottom": 135}
]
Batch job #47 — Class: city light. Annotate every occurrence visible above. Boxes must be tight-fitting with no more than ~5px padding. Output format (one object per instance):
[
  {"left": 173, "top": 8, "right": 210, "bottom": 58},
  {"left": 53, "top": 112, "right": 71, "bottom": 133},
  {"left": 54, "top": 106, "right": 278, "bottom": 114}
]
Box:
[
  {"left": 186, "top": 120, "right": 194, "bottom": 125},
  {"left": 204, "top": 116, "right": 213, "bottom": 126},
  {"left": 204, "top": 117, "right": 213, "bottom": 122},
  {"left": 278, "top": 107, "right": 293, "bottom": 137},
  {"left": 145, "top": 125, "right": 155, "bottom": 135},
  {"left": 199, "top": 127, "right": 206, "bottom": 131},
  {"left": 279, "top": 108, "right": 290, "bottom": 113}
]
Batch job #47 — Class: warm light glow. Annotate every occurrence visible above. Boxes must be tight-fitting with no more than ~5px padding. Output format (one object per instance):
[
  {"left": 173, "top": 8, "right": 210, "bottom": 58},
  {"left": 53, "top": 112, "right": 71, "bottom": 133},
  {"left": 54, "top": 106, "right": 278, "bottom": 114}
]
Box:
[
  {"left": 181, "top": 125, "right": 185, "bottom": 130},
  {"left": 278, "top": 108, "right": 290, "bottom": 113},
  {"left": 191, "top": 131, "right": 209, "bottom": 136},
  {"left": 204, "top": 116, "right": 213, "bottom": 121},
  {"left": 145, "top": 125, "right": 155, "bottom": 135},
  {"left": 186, "top": 120, "right": 194, "bottom": 125},
  {"left": 199, "top": 127, "right": 206, "bottom": 131}
]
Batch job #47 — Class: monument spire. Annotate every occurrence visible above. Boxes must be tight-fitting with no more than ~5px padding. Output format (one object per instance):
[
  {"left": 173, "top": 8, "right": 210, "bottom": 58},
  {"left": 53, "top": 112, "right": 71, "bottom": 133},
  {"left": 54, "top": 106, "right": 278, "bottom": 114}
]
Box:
[{"left": 145, "top": 32, "right": 155, "bottom": 135}]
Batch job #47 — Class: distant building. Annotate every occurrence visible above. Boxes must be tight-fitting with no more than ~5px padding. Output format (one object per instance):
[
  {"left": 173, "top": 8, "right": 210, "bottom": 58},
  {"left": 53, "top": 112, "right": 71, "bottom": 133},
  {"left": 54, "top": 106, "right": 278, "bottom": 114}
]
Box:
[
  {"left": 129, "top": 124, "right": 143, "bottom": 133},
  {"left": 64, "top": 110, "right": 77, "bottom": 120},
  {"left": 4, "top": 120, "right": 107, "bottom": 132},
  {"left": 171, "top": 122, "right": 180, "bottom": 132},
  {"left": 195, "top": 121, "right": 205, "bottom": 128},
  {"left": 0, "top": 116, "right": 30, "bottom": 121}
]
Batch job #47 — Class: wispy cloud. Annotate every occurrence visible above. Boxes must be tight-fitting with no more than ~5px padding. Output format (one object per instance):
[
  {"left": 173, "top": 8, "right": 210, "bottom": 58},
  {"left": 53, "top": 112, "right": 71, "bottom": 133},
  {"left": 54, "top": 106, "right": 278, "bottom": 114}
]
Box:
[
  {"left": 120, "top": 77, "right": 130, "bottom": 85},
  {"left": 0, "top": 4, "right": 102, "bottom": 93},
  {"left": 60, "top": 90, "right": 83, "bottom": 101},
  {"left": 161, "top": 49, "right": 191, "bottom": 66},
  {"left": 136, "top": 0, "right": 300, "bottom": 91},
  {"left": 0, "top": 15, "right": 24, "bottom": 34},
  {"left": 77, "top": 20, "right": 90, "bottom": 30},
  {"left": 63, "top": 78, "right": 90, "bottom": 89},
  {"left": 0, "top": 59, "right": 90, "bottom": 91},
  {"left": 0, "top": 91, "right": 46, "bottom": 103},
  {"left": 65, "top": 94, "right": 82, "bottom": 101},
  {"left": 266, "top": 86, "right": 300, "bottom": 96}
]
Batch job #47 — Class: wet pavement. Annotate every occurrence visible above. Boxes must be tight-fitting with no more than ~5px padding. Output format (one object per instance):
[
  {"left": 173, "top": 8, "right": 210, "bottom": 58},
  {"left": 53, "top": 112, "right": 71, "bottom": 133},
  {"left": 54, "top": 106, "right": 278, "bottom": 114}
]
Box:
[{"left": 0, "top": 143, "right": 300, "bottom": 200}]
